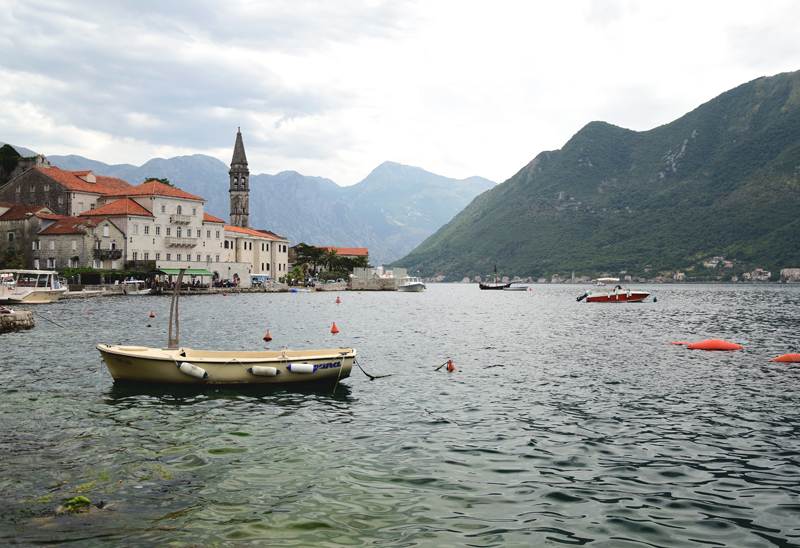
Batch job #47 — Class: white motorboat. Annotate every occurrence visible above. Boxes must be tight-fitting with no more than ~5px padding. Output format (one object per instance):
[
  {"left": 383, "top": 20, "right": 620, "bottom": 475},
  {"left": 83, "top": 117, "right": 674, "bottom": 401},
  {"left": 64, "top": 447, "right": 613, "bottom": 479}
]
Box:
[
  {"left": 503, "top": 284, "right": 529, "bottom": 291},
  {"left": 398, "top": 276, "right": 426, "bottom": 292},
  {"left": 577, "top": 278, "right": 650, "bottom": 303},
  {"left": 0, "top": 270, "right": 68, "bottom": 304},
  {"left": 121, "top": 279, "right": 151, "bottom": 295}
]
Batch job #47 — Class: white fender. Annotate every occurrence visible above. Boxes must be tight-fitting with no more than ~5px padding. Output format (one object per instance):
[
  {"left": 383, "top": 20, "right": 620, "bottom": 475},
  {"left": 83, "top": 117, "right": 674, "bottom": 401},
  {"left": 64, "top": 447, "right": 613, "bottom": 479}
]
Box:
[
  {"left": 249, "top": 366, "right": 280, "bottom": 377},
  {"left": 286, "top": 363, "right": 317, "bottom": 374},
  {"left": 178, "top": 362, "right": 208, "bottom": 379}
]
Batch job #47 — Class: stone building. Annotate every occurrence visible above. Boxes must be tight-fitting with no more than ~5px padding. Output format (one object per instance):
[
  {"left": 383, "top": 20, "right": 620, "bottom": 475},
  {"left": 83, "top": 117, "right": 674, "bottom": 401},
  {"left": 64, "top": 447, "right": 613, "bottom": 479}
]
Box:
[
  {"left": 34, "top": 216, "right": 125, "bottom": 270},
  {"left": 0, "top": 165, "right": 131, "bottom": 217},
  {"left": 229, "top": 128, "right": 250, "bottom": 229},
  {"left": 0, "top": 202, "right": 56, "bottom": 265}
]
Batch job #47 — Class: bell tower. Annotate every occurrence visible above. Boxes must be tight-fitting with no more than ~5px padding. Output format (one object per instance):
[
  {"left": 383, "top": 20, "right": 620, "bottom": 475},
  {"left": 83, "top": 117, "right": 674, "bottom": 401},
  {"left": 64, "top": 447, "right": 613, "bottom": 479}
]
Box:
[{"left": 229, "top": 127, "right": 250, "bottom": 228}]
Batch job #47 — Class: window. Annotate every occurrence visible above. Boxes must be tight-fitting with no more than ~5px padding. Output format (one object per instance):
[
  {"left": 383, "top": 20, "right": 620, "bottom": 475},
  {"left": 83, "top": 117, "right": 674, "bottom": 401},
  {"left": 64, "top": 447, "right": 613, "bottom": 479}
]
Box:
[
  {"left": 216, "top": 230, "right": 220, "bottom": 238},
  {"left": 132, "top": 252, "right": 138, "bottom": 261},
  {"left": 143, "top": 252, "right": 149, "bottom": 261},
  {"left": 111, "top": 260, "right": 117, "bottom": 269},
  {"left": 90, "top": 203, "right": 95, "bottom": 210},
  {"left": 207, "top": 230, "right": 211, "bottom": 238},
  {"left": 7, "top": 232, "right": 13, "bottom": 242},
  {"left": 44, "top": 184, "right": 49, "bottom": 191},
  {"left": 166, "top": 253, "right": 171, "bottom": 261},
  {"left": 47, "top": 258, "right": 55, "bottom": 268},
  {"left": 93, "top": 260, "right": 100, "bottom": 269},
  {"left": 49, "top": 241, "right": 55, "bottom": 250},
  {"left": 103, "top": 225, "right": 109, "bottom": 237},
  {"left": 161, "top": 205, "right": 165, "bottom": 213},
  {"left": 266, "top": 244, "right": 269, "bottom": 251},
  {"left": 206, "top": 255, "right": 211, "bottom": 262},
  {"left": 177, "top": 206, "right": 182, "bottom": 215},
  {"left": 144, "top": 225, "right": 149, "bottom": 235},
  {"left": 176, "top": 227, "right": 182, "bottom": 238},
  {"left": 32, "top": 241, "right": 40, "bottom": 250},
  {"left": 16, "top": 186, "right": 20, "bottom": 194},
  {"left": 58, "top": 196, "right": 64, "bottom": 204},
  {"left": 166, "top": 227, "right": 171, "bottom": 236},
  {"left": 224, "top": 241, "right": 229, "bottom": 249},
  {"left": 196, "top": 229, "right": 201, "bottom": 238},
  {"left": 192, "top": 208, "right": 196, "bottom": 216},
  {"left": 133, "top": 224, "right": 138, "bottom": 234},
  {"left": 215, "top": 255, "right": 219, "bottom": 262},
  {"left": 155, "top": 253, "right": 160, "bottom": 261},
  {"left": 155, "top": 226, "right": 160, "bottom": 235},
  {"left": 176, "top": 254, "right": 181, "bottom": 261},
  {"left": 196, "top": 254, "right": 201, "bottom": 262},
  {"left": 71, "top": 241, "right": 76, "bottom": 251}
]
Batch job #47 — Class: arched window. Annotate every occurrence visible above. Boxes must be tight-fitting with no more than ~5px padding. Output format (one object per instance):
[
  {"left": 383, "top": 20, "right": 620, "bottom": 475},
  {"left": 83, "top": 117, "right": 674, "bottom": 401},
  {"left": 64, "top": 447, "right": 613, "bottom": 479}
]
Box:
[{"left": 177, "top": 206, "right": 182, "bottom": 215}]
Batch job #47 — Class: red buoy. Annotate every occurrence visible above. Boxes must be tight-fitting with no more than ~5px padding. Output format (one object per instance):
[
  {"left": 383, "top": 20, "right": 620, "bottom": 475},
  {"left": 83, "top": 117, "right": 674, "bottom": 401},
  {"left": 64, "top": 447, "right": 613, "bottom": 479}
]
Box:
[
  {"left": 687, "top": 339, "right": 743, "bottom": 351},
  {"left": 150, "top": 311, "right": 155, "bottom": 318},
  {"left": 446, "top": 359, "right": 456, "bottom": 371},
  {"left": 331, "top": 322, "right": 339, "bottom": 334},
  {"left": 336, "top": 297, "right": 341, "bottom": 303},
  {"left": 770, "top": 353, "right": 800, "bottom": 362},
  {"left": 263, "top": 330, "right": 272, "bottom": 342}
]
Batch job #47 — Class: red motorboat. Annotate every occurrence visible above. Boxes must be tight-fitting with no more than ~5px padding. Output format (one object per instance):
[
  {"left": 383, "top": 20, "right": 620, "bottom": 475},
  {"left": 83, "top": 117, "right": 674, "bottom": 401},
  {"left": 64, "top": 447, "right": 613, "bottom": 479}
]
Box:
[{"left": 577, "top": 278, "right": 649, "bottom": 303}]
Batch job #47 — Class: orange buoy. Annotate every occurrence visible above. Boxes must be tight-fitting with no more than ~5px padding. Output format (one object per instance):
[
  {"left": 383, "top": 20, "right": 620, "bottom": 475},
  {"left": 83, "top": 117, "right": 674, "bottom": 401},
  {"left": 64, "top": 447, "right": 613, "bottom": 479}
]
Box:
[
  {"left": 687, "top": 339, "right": 743, "bottom": 351},
  {"left": 263, "top": 330, "right": 272, "bottom": 342},
  {"left": 223, "top": 292, "right": 227, "bottom": 296},
  {"left": 770, "top": 353, "right": 800, "bottom": 362},
  {"left": 336, "top": 297, "right": 341, "bottom": 303},
  {"left": 446, "top": 359, "right": 456, "bottom": 371},
  {"left": 149, "top": 311, "right": 155, "bottom": 318},
  {"left": 331, "top": 322, "right": 339, "bottom": 334}
]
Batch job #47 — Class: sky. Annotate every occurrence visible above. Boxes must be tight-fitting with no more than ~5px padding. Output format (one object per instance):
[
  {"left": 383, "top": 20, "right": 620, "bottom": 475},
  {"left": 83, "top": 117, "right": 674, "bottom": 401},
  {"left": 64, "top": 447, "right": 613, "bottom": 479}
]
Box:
[{"left": 3, "top": 0, "right": 800, "bottom": 186}]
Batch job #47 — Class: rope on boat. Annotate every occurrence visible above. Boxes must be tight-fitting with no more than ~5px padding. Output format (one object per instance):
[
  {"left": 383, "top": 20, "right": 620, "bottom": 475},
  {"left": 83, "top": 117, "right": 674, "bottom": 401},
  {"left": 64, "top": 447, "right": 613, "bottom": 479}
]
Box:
[{"left": 355, "top": 357, "right": 392, "bottom": 380}]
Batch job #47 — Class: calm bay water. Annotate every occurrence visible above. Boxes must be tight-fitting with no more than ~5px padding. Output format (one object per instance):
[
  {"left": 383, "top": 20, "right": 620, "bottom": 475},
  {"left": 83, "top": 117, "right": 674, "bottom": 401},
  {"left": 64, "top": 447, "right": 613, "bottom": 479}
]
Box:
[{"left": 1, "top": 283, "right": 800, "bottom": 547}]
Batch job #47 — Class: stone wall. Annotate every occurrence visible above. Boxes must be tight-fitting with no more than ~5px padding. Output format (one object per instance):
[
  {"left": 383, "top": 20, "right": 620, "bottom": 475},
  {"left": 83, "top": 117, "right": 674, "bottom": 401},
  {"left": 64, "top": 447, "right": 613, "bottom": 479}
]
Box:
[
  {"left": 0, "top": 310, "right": 35, "bottom": 333},
  {"left": 350, "top": 278, "right": 398, "bottom": 291}
]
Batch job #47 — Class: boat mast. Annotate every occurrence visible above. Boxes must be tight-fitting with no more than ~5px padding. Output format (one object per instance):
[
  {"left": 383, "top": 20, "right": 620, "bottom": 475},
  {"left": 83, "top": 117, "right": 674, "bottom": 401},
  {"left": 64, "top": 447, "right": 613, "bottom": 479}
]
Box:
[{"left": 167, "top": 269, "right": 185, "bottom": 349}]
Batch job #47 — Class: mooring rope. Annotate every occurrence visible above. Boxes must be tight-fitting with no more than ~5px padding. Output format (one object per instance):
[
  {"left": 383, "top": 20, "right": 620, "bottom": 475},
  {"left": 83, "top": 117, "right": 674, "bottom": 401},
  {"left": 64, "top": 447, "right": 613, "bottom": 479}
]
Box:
[{"left": 354, "top": 357, "right": 391, "bottom": 380}]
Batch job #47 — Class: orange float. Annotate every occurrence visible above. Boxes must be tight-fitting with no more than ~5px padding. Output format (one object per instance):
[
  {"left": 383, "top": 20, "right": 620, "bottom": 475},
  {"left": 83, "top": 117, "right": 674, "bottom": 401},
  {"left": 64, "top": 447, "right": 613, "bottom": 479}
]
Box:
[
  {"left": 687, "top": 339, "right": 743, "bottom": 351},
  {"left": 769, "top": 353, "right": 800, "bottom": 362},
  {"left": 331, "top": 322, "right": 339, "bottom": 334},
  {"left": 263, "top": 330, "right": 272, "bottom": 342}
]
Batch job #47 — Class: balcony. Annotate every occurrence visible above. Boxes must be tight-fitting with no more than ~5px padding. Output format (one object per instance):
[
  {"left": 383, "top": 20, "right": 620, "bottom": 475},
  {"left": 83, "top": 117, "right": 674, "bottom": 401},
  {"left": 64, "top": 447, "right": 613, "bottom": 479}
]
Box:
[
  {"left": 166, "top": 236, "right": 198, "bottom": 247},
  {"left": 94, "top": 248, "right": 123, "bottom": 260},
  {"left": 170, "top": 214, "right": 192, "bottom": 224}
]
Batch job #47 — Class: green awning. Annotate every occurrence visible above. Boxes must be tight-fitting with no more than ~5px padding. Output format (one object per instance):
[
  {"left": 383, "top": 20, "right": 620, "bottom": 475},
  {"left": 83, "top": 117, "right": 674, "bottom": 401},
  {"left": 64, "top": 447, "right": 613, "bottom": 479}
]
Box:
[{"left": 155, "top": 269, "right": 215, "bottom": 276}]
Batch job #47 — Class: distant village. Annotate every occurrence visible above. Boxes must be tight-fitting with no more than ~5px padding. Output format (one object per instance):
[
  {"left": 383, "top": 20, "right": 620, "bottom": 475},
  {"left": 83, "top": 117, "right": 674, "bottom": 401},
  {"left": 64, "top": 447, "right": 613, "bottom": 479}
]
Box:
[{"left": 0, "top": 131, "right": 368, "bottom": 289}]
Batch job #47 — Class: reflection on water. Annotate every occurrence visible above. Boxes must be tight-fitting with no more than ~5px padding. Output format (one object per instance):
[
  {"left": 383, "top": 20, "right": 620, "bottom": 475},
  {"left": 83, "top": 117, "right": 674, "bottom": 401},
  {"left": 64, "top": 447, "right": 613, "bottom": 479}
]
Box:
[{"left": 1, "top": 284, "right": 800, "bottom": 547}]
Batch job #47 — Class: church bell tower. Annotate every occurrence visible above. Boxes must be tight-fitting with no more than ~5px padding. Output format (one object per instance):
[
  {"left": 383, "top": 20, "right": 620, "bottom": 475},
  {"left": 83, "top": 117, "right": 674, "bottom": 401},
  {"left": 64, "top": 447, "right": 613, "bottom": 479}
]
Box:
[{"left": 229, "top": 128, "right": 250, "bottom": 228}]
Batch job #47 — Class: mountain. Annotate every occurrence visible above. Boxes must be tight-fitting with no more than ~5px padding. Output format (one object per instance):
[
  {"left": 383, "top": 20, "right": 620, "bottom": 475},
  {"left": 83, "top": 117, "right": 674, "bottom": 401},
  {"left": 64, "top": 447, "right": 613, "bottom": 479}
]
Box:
[
  {"left": 34, "top": 153, "right": 494, "bottom": 265},
  {"left": 393, "top": 70, "right": 800, "bottom": 280}
]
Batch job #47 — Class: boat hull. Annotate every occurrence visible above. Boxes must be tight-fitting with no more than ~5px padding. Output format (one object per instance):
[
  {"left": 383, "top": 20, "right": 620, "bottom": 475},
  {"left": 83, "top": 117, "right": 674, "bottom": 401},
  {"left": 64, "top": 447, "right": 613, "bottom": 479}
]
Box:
[
  {"left": 98, "top": 345, "right": 356, "bottom": 385},
  {"left": 586, "top": 291, "right": 649, "bottom": 303},
  {"left": 398, "top": 283, "right": 425, "bottom": 292},
  {"left": 0, "top": 288, "right": 67, "bottom": 303}
]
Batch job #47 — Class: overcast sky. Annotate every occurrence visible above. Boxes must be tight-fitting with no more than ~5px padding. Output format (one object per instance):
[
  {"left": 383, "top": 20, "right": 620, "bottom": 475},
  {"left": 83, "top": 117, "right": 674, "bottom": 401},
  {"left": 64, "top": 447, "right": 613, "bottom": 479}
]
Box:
[{"left": 2, "top": 1, "right": 800, "bottom": 186}]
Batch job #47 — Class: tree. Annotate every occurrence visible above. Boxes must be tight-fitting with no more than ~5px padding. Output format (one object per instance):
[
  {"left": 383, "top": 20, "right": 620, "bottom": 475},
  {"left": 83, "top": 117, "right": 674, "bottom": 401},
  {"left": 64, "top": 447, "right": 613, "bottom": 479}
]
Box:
[
  {"left": 292, "top": 243, "right": 326, "bottom": 275},
  {"left": 0, "top": 249, "right": 25, "bottom": 269},
  {"left": 325, "top": 248, "right": 339, "bottom": 271}
]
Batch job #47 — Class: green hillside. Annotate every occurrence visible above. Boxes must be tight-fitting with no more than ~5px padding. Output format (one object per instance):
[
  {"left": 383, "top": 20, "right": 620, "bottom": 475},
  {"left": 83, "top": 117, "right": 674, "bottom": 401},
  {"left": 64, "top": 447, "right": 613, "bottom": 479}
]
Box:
[{"left": 393, "top": 71, "right": 800, "bottom": 280}]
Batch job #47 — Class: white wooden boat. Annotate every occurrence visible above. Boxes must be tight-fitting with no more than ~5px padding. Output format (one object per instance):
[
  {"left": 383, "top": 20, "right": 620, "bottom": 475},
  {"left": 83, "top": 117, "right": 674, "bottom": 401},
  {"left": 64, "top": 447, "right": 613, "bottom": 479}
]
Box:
[
  {"left": 398, "top": 276, "right": 426, "bottom": 292},
  {"left": 97, "top": 345, "right": 356, "bottom": 385},
  {"left": 121, "top": 279, "right": 151, "bottom": 295},
  {"left": 98, "top": 269, "right": 355, "bottom": 385},
  {"left": 503, "top": 284, "right": 528, "bottom": 291},
  {"left": 0, "top": 270, "right": 68, "bottom": 304}
]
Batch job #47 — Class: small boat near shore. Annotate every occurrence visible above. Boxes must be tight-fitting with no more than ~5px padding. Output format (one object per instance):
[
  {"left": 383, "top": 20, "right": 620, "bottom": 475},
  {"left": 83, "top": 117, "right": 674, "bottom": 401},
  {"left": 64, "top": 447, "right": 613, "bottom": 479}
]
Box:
[
  {"left": 398, "top": 276, "right": 426, "bottom": 292},
  {"left": 577, "top": 278, "right": 650, "bottom": 303},
  {"left": 98, "top": 269, "right": 356, "bottom": 385},
  {"left": 121, "top": 279, "right": 151, "bottom": 295},
  {"left": 0, "top": 269, "right": 68, "bottom": 304}
]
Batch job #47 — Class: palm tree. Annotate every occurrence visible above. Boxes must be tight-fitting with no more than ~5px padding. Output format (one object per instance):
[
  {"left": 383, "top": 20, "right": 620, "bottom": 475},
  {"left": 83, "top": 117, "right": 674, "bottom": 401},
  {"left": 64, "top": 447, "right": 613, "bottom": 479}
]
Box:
[{"left": 325, "top": 248, "right": 339, "bottom": 271}]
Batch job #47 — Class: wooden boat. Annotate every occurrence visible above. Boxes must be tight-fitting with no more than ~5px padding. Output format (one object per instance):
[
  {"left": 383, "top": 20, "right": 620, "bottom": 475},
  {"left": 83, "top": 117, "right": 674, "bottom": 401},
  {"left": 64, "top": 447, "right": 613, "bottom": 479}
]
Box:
[
  {"left": 577, "top": 278, "right": 650, "bottom": 303},
  {"left": 98, "top": 269, "right": 356, "bottom": 385},
  {"left": 479, "top": 265, "right": 511, "bottom": 290},
  {"left": 0, "top": 269, "right": 68, "bottom": 304},
  {"left": 503, "top": 284, "right": 528, "bottom": 291}
]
